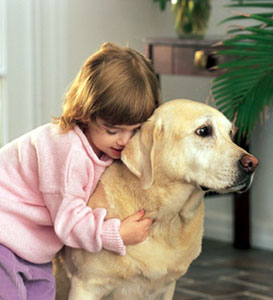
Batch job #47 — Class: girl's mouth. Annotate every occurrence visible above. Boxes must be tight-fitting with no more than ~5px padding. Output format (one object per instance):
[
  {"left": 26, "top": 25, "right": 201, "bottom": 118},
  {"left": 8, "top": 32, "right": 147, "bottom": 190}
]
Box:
[{"left": 111, "top": 147, "right": 123, "bottom": 157}]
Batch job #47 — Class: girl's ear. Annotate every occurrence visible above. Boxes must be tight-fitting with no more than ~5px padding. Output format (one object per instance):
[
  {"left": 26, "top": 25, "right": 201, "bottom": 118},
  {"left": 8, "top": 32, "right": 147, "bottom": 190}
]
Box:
[{"left": 121, "top": 119, "right": 163, "bottom": 190}]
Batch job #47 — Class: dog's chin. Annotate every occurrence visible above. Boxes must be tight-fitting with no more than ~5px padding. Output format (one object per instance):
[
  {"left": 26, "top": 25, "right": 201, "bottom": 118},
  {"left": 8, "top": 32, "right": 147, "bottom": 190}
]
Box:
[
  {"left": 199, "top": 174, "right": 255, "bottom": 194},
  {"left": 229, "top": 175, "right": 254, "bottom": 194}
]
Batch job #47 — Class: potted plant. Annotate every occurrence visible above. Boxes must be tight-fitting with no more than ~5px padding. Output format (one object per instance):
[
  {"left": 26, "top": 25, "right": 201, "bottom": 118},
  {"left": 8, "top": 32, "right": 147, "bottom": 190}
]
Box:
[
  {"left": 211, "top": 0, "right": 273, "bottom": 250},
  {"left": 211, "top": 0, "right": 273, "bottom": 142},
  {"left": 153, "top": 0, "right": 211, "bottom": 38}
]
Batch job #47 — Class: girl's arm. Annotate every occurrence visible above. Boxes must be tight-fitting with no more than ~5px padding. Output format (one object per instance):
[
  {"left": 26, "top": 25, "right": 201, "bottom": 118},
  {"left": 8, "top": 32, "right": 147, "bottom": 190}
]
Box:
[{"left": 44, "top": 192, "right": 127, "bottom": 255}]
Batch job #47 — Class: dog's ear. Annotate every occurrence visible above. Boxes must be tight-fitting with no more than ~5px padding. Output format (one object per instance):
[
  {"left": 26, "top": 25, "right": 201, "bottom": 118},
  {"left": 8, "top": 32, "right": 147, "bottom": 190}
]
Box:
[{"left": 121, "top": 119, "right": 163, "bottom": 190}]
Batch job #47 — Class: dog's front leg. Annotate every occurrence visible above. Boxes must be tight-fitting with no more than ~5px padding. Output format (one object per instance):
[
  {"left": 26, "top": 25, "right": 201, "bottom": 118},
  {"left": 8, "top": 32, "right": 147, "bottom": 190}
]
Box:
[
  {"left": 161, "top": 281, "right": 176, "bottom": 300},
  {"left": 68, "top": 276, "right": 109, "bottom": 300}
]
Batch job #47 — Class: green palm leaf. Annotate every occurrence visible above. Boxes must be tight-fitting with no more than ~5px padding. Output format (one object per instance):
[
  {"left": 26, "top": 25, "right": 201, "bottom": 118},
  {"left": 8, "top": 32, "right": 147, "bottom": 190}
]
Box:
[{"left": 211, "top": 0, "right": 273, "bottom": 142}]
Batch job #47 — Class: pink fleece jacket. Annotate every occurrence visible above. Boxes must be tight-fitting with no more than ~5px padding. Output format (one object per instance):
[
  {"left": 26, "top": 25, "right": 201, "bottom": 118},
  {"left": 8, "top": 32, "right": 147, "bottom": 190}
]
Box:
[{"left": 0, "top": 123, "right": 126, "bottom": 264}]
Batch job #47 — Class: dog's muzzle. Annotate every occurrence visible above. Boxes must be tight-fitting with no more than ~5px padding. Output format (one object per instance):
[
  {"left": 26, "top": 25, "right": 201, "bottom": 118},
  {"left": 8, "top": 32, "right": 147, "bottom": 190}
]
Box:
[
  {"left": 232, "top": 154, "right": 259, "bottom": 193},
  {"left": 200, "top": 154, "right": 259, "bottom": 194}
]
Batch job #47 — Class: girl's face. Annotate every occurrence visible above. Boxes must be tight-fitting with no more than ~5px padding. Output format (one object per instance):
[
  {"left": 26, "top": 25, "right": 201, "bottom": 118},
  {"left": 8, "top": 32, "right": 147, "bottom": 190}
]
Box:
[{"left": 85, "top": 118, "right": 142, "bottom": 159}]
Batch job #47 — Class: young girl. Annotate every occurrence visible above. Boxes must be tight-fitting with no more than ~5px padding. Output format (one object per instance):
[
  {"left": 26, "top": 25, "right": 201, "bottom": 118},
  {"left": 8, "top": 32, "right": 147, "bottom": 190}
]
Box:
[{"left": 0, "top": 42, "right": 161, "bottom": 299}]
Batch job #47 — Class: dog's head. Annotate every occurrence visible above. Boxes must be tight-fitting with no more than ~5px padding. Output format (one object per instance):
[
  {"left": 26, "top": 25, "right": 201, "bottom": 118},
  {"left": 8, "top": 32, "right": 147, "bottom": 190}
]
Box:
[{"left": 122, "top": 99, "right": 258, "bottom": 194}]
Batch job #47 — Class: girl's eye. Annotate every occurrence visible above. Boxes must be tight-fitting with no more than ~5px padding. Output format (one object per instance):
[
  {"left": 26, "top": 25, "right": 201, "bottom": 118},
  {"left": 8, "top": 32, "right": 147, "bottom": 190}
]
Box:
[
  {"left": 106, "top": 129, "right": 117, "bottom": 135},
  {"left": 132, "top": 128, "right": 139, "bottom": 135},
  {"left": 133, "top": 126, "right": 142, "bottom": 134}
]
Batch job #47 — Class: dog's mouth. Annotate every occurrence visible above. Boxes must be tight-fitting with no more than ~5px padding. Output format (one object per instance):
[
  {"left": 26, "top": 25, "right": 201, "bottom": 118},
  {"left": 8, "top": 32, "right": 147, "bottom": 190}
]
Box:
[
  {"left": 200, "top": 185, "right": 210, "bottom": 192},
  {"left": 233, "top": 176, "right": 254, "bottom": 194},
  {"left": 199, "top": 173, "right": 255, "bottom": 194}
]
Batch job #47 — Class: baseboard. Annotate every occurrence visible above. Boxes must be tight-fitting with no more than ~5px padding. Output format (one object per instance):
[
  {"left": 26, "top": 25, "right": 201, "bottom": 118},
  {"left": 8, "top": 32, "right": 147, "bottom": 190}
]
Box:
[
  {"left": 203, "top": 201, "right": 273, "bottom": 251},
  {"left": 252, "top": 222, "right": 273, "bottom": 251}
]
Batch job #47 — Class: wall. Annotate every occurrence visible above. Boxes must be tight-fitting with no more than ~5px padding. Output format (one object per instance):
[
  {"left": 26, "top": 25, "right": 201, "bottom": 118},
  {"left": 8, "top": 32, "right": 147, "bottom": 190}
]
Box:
[
  {"left": 4, "top": 0, "right": 67, "bottom": 141},
  {"left": 64, "top": 0, "right": 175, "bottom": 92},
  {"left": 4, "top": 0, "right": 35, "bottom": 142},
  {"left": 4, "top": 0, "right": 273, "bottom": 250}
]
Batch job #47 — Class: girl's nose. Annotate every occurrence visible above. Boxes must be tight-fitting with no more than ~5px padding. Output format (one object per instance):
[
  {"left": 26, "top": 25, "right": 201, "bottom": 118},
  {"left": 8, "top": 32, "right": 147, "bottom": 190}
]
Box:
[{"left": 117, "top": 132, "right": 134, "bottom": 146}]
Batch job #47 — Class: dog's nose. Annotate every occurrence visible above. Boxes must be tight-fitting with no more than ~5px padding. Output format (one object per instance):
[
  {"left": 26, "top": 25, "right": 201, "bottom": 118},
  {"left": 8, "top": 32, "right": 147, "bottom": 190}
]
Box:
[{"left": 239, "top": 154, "right": 259, "bottom": 174}]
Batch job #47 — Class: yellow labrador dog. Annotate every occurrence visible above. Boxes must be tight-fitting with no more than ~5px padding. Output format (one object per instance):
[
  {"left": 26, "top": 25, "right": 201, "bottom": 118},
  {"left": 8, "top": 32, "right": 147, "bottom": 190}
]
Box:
[{"left": 54, "top": 99, "right": 258, "bottom": 300}]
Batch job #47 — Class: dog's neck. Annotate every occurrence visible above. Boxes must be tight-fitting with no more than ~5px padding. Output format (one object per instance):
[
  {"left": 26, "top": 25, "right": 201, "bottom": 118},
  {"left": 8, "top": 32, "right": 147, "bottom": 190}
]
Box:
[{"left": 97, "top": 162, "right": 205, "bottom": 224}]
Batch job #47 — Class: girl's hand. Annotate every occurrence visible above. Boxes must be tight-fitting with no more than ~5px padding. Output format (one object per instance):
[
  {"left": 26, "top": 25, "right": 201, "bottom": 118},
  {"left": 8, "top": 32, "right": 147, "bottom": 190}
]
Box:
[{"left": 119, "top": 210, "right": 154, "bottom": 246}]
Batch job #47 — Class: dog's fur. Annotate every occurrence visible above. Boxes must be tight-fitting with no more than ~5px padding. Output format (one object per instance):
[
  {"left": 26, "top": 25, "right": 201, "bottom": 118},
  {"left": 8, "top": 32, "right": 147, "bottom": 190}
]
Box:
[{"left": 54, "top": 99, "right": 258, "bottom": 300}]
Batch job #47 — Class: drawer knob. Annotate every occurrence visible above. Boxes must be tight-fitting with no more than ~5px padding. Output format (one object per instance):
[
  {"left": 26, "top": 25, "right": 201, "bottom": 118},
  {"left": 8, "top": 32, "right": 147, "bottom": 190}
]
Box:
[{"left": 194, "top": 50, "right": 218, "bottom": 71}]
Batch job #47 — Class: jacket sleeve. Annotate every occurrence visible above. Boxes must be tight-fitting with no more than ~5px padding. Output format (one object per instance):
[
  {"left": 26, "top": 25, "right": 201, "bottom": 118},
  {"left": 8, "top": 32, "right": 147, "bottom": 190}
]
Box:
[
  {"left": 51, "top": 194, "right": 126, "bottom": 255},
  {"left": 42, "top": 148, "right": 126, "bottom": 256}
]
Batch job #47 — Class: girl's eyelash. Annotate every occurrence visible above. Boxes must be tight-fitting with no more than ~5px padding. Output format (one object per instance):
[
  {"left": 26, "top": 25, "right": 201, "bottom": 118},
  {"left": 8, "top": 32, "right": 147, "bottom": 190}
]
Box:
[
  {"left": 105, "top": 126, "right": 141, "bottom": 135},
  {"left": 106, "top": 129, "right": 117, "bottom": 135}
]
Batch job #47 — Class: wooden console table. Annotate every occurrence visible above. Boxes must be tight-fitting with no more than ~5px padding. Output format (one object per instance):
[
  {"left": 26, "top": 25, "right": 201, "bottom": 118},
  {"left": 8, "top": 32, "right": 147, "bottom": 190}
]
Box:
[{"left": 143, "top": 37, "right": 250, "bottom": 249}]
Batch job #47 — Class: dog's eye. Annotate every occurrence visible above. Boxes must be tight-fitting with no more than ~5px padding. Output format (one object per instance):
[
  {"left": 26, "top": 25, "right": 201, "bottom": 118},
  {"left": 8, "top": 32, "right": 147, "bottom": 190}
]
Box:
[{"left": 195, "top": 125, "right": 212, "bottom": 137}]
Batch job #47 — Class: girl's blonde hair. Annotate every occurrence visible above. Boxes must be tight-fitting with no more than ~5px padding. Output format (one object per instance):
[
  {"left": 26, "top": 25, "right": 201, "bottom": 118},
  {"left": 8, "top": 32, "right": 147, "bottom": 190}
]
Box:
[{"left": 57, "top": 42, "right": 161, "bottom": 132}]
